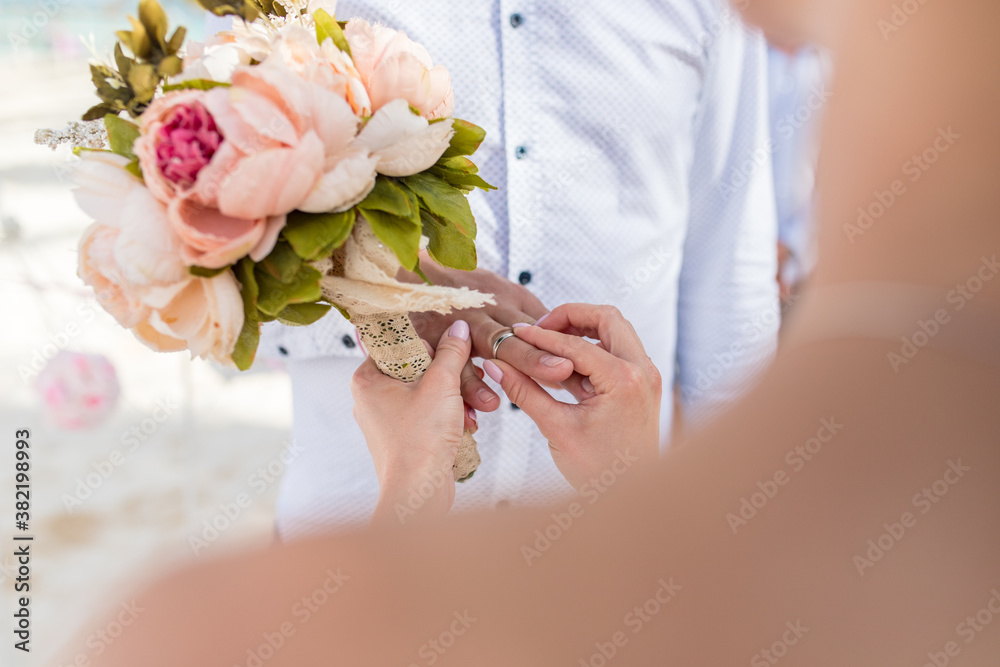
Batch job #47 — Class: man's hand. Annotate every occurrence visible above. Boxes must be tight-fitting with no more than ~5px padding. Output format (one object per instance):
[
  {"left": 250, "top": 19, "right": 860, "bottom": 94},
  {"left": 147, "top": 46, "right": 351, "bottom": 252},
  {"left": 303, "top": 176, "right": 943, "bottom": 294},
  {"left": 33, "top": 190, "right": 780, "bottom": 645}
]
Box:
[{"left": 401, "top": 255, "right": 586, "bottom": 413}]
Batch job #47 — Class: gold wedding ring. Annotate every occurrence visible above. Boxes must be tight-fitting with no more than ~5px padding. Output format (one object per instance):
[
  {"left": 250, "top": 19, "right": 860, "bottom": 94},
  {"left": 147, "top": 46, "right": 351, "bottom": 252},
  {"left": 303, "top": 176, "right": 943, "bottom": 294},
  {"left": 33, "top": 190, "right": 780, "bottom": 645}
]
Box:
[{"left": 491, "top": 330, "right": 517, "bottom": 359}]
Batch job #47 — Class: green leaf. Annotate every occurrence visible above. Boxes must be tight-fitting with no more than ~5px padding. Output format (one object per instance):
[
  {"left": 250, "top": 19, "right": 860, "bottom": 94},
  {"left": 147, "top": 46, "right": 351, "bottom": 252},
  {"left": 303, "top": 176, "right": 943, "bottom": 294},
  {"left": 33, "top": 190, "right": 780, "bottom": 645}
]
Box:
[
  {"left": 114, "top": 43, "right": 132, "bottom": 79},
  {"left": 330, "top": 302, "right": 352, "bottom": 321},
  {"left": 255, "top": 263, "right": 323, "bottom": 317},
  {"left": 359, "top": 208, "right": 421, "bottom": 271},
  {"left": 259, "top": 241, "right": 303, "bottom": 283},
  {"left": 157, "top": 54, "right": 184, "bottom": 77},
  {"left": 358, "top": 176, "right": 419, "bottom": 222},
  {"left": 441, "top": 119, "right": 487, "bottom": 159},
  {"left": 139, "top": 0, "right": 169, "bottom": 45},
  {"left": 126, "top": 62, "right": 159, "bottom": 101},
  {"left": 402, "top": 172, "right": 477, "bottom": 238},
  {"left": 277, "top": 302, "right": 332, "bottom": 326},
  {"left": 73, "top": 147, "right": 112, "bottom": 156},
  {"left": 313, "top": 8, "right": 352, "bottom": 57},
  {"left": 412, "top": 261, "right": 433, "bottom": 285},
  {"left": 104, "top": 114, "right": 141, "bottom": 160},
  {"left": 189, "top": 265, "right": 226, "bottom": 278},
  {"left": 233, "top": 259, "right": 261, "bottom": 371},
  {"left": 428, "top": 162, "right": 496, "bottom": 192},
  {"left": 82, "top": 104, "right": 118, "bottom": 121},
  {"left": 422, "top": 210, "right": 477, "bottom": 271},
  {"left": 124, "top": 159, "right": 143, "bottom": 180},
  {"left": 167, "top": 26, "right": 187, "bottom": 54},
  {"left": 162, "top": 78, "right": 231, "bottom": 92},
  {"left": 282, "top": 209, "right": 356, "bottom": 261}
]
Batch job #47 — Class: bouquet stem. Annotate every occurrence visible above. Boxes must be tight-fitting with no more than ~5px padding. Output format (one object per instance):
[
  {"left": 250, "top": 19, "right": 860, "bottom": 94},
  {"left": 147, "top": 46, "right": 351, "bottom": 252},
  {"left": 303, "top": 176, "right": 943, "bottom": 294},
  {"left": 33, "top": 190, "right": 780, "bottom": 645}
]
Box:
[{"left": 350, "top": 309, "right": 481, "bottom": 482}]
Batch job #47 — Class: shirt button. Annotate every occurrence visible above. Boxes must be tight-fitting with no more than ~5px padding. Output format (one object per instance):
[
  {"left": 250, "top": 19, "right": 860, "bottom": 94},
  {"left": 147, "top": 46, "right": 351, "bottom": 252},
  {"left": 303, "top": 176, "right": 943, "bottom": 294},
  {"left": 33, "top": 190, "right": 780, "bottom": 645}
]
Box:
[
  {"left": 514, "top": 145, "right": 528, "bottom": 160},
  {"left": 509, "top": 13, "right": 524, "bottom": 28},
  {"left": 518, "top": 271, "right": 532, "bottom": 285},
  {"left": 510, "top": 403, "right": 521, "bottom": 411},
  {"left": 278, "top": 346, "right": 289, "bottom": 356},
  {"left": 342, "top": 334, "right": 356, "bottom": 349},
  {"left": 496, "top": 499, "right": 511, "bottom": 510}
]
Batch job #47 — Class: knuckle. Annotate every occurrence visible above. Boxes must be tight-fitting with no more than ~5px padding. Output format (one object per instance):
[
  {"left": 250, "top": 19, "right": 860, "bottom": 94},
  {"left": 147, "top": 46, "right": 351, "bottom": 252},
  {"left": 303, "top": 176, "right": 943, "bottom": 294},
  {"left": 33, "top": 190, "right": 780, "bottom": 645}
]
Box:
[
  {"left": 506, "top": 379, "right": 530, "bottom": 409},
  {"left": 619, "top": 364, "right": 646, "bottom": 391},
  {"left": 646, "top": 361, "right": 663, "bottom": 394},
  {"left": 598, "top": 304, "right": 622, "bottom": 322}
]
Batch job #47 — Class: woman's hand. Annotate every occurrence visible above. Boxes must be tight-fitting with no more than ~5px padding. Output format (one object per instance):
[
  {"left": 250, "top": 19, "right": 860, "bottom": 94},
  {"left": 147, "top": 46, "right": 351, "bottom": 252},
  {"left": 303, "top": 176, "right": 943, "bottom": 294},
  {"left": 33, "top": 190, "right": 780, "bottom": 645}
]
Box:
[
  {"left": 351, "top": 321, "right": 476, "bottom": 526},
  {"left": 483, "top": 304, "right": 662, "bottom": 490}
]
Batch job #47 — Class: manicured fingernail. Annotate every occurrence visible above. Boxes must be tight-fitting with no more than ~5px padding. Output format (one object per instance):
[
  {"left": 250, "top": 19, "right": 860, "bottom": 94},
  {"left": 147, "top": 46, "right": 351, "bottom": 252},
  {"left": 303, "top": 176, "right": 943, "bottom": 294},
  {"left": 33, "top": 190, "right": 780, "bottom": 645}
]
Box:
[
  {"left": 477, "top": 388, "right": 498, "bottom": 404},
  {"left": 483, "top": 360, "right": 503, "bottom": 383},
  {"left": 449, "top": 320, "right": 470, "bottom": 341},
  {"left": 512, "top": 322, "right": 531, "bottom": 329},
  {"left": 535, "top": 313, "right": 551, "bottom": 326},
  {"left": 468, "top": 407, "right": 478, "bottom": 424},
  {"left": 541, "top": 355, "right": 568, "bottom": 368},
  {"left": 582, "top": 377, "right": 595, "bottom": 394}
]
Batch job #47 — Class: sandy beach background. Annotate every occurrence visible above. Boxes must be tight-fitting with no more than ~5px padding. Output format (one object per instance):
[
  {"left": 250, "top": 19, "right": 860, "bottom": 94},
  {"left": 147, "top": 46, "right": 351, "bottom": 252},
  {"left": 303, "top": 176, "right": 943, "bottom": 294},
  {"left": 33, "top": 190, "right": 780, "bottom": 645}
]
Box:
[{"left": 1, "top": 5, "right": 297, "bottom": 664}]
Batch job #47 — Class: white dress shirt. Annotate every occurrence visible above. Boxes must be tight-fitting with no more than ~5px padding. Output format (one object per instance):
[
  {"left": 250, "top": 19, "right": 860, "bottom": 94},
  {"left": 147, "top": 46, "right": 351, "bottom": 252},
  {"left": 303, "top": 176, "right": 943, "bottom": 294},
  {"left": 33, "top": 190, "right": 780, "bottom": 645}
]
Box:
[
  {"left": 768, "top": 46, "right": 830, "bottom": 286},
  {"left": 259, "top": 0, "right": 780, "bottom": 536}
]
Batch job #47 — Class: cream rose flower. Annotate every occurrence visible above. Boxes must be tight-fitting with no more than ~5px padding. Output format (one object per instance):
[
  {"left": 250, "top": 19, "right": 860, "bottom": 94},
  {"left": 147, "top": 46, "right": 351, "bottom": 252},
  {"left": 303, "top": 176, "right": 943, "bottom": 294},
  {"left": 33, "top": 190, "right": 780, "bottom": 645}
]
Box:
[{"left": 344, "top": 19, "right": 455, "bottom": 120}]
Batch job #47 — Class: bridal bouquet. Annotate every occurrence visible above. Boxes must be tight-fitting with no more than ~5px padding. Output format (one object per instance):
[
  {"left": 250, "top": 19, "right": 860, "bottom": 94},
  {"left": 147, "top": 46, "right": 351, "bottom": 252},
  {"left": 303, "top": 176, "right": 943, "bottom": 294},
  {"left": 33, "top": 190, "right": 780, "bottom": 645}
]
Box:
[{"left": 37, "top": 0, "right": 495, "bottom": 480}]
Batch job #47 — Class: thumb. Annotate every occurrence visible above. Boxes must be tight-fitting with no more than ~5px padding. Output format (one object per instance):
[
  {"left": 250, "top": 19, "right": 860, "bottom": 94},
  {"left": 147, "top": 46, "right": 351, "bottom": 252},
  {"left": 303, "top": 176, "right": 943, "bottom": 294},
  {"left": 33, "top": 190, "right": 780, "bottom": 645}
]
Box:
[
  {"left": 483, "top": 359, "right": 564, "bottom": 434},
  {"left": 425, "top": 320, "right": 473, "bottom": 381}
]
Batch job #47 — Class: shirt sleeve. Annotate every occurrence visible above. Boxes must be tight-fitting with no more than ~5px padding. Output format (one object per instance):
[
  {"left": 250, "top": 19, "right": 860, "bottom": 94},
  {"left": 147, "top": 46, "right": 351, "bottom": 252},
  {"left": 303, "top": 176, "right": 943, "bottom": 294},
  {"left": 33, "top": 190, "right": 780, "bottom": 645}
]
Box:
[{"left": 675, "top": 8, "right": 780, "bottom": 429}]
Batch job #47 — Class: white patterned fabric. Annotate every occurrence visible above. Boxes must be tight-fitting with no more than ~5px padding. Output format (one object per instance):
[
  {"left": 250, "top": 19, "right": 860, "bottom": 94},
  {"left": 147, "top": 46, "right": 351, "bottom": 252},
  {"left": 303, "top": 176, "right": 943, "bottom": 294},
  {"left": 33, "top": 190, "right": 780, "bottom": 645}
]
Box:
[{"left": 252, "top": 0, "right": 780, "bottom": 537}]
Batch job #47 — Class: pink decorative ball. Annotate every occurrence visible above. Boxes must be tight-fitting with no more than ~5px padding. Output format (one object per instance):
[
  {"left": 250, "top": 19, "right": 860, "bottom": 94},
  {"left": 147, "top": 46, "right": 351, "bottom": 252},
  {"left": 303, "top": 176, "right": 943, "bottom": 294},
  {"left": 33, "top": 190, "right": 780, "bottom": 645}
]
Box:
[{"left": 36, "top": 352, "right": 120, "bottom": 430}]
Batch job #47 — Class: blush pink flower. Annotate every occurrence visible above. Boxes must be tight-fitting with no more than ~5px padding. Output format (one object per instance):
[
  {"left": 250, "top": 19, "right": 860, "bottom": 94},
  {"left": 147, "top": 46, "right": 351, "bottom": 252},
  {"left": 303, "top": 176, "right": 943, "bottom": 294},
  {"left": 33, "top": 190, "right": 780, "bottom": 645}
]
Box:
[
  {"left": 138, "top": 272, "right": 245, "bottom": 366},
  {"left": 77, "top": 221, "right": 246, "bottom": 365},
  {"left": 78, "top": 223, "right": 150, "bottom": 329},
  {"left": 262, "top": 24, "right": 372, "bottom": 116},
  {"left": 344, "top": 19, "right": 455, "bottom": 120},
  {"left": 135, "top": 81, "right": 334, "bottom": 268}
]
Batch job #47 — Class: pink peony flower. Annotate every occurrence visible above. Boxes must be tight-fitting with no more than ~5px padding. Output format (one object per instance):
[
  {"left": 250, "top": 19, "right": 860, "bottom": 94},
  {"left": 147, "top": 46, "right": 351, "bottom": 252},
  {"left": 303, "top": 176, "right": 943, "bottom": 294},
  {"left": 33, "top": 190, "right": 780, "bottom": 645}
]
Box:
[
  {"left": 174, "top": 33, "right": 254, "bottom": 85},
  {"left": 74, "top": 152, "right": 188, "bottom": 286},
  {"left": 207, "top": 65, "right": 379, "bottom": 215},
  {"left": 345, "top": 19, "right": 455, "bottom": 120},
  {"left": 36, "top": 352, "right": 120, "bottom": 430},
  {"left": 78, "top": 223, "right": 150, "bottom": 329},
  {"left": 354, "top": 99, "right": 454, "bottom": 177},
  {"left": 137, "top": 271, "right": 245, "bottom": 366},
  {"left": 77, "top": 220, "right": 245, "bottom": 365},
  {"left": 135, "top": 80, "right": 348, "bottom": 268},
  {"left": 262, "top": 24, "right": 372, "bottom": 116}
]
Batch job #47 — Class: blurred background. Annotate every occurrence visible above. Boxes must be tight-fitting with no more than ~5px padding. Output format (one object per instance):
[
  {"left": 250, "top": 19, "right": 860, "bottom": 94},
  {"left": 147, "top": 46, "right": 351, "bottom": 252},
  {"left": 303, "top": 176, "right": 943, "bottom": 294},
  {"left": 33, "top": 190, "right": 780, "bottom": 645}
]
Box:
[
  {"left": 0, "top": 2, "right": 829, "bottom": 664},
  {"left": 0, "top": 2, "right": 295, "bottom": 665}
]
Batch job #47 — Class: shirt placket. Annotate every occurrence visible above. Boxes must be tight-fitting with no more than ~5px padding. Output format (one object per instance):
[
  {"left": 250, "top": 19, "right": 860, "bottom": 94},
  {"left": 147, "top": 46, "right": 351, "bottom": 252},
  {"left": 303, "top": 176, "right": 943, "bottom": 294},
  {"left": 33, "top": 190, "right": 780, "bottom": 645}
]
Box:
[{"left": 492, "top": 0, "right": 540, "bottom": 507}]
